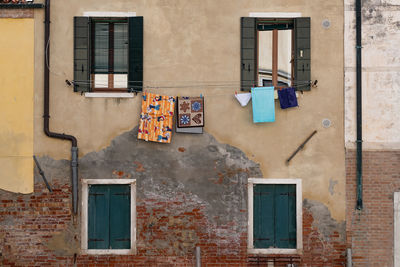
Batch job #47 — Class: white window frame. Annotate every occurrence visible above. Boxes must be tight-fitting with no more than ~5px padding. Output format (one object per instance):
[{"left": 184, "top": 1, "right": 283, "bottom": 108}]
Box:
[
  {"left": 395, "top": 192, "right": 400, "bottom": 267},
  {"left": 81, "top": 179, "right": 136, "bottom": 255},
  {"left": 248, "top": 178, "right": 302, "bottom": 255}
]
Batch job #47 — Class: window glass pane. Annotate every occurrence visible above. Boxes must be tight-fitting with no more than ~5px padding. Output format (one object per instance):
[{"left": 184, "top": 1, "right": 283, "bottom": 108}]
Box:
[
  {"left": 278, "top": 30, "right": 292, "bottom": 86},
  {"left": 94, "top": 23, "right": 109, "bottom": 73},
  {"left": 114, "top": 74, "right": 128, "bottom": 88},
  {"left": 114, "top": 23, "right": 128, "bottom": 73},
  {"left": 258, "top": 31, "right": 273, "bottom": 86},
  {"left": 94, "top": 74, "right": 108, "bottom": 88}
]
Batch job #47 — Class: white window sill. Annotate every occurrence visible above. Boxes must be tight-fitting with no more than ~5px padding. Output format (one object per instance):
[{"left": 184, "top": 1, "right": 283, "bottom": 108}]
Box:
[
  {"left": 248, "top": 248, "right": 301, "bottom": 255},
  {"left": 84, "top": 92, "right": 135, "bottom": 98},
  {"left": 81, "top": 249, "right": 135, "bottom": 255}
]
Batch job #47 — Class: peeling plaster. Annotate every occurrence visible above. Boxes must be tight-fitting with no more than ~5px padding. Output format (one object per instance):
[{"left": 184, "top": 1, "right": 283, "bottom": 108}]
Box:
[
  {"left": 45, "top": 222, "right": 79, "bottom": 256},
  {"left": 303, "top": 199, "right": 345, "bottom": 242},
  {"left": 78, "top": 127, "right": 262, "bottom": 226},
  {"left": 30, "top": 127, "right": 263, "bottom": 254},
  {"left": 345, "top": 0, "right": 400, "bottom": 148}
]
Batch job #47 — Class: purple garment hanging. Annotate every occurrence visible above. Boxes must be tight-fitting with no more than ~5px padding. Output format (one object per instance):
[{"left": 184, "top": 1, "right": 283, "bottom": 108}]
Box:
[{"left": 278, "top": 87, "right": 298, "bottom": 109}]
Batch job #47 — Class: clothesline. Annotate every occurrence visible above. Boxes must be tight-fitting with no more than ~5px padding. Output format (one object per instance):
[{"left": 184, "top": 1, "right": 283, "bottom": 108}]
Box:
[
  {"left": 137, "top": 87, "right": 299, "bottom": 144},
  {"left": 71, "top": 80, "right": 313, "bottom": 92},
  {"left": 72, "top": 80, "right": 312, "bottom": 85}
]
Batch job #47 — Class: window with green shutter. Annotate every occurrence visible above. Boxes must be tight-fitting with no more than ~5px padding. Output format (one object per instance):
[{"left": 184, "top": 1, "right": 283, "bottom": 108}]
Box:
[
  {"left": 240, "top": 17, "right": 311, "bottom": 91},
  {"left": 88, "top": 184, "right": 131, "bottom": 250},
  {"left": 73, "top": 16, "right": 143, "bottom": 93},
  {"left": 253, "top": 184, "right": 297, "bottom": 249}
]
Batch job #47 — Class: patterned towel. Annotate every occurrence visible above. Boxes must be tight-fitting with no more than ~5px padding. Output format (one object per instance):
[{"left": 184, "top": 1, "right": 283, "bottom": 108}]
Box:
[
  {"left": 176, "top": 97, "right": 204, "bottom": 128},
  {"left": 138, "top": 92, "right": 176, "bottom": 143}
]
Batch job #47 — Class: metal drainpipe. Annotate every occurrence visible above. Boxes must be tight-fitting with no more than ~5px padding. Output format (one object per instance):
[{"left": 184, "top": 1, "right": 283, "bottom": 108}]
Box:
[
  {"left": 355, "top": 0, "right": 363, "bottom": 210},
  {"left": 195, "top": 247, "right": 201, "bottom": 267},
  {"left": 347, "top": 248, "right": 353, "bottom": 266},
  {"left": 44, "top": 0, "right": 79, "bottom": 214}
]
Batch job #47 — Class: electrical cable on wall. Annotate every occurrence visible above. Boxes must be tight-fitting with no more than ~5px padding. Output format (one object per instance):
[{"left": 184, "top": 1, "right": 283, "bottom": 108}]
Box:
[{"left": 45, "top": 35, "right": 68, "bottom": 78}]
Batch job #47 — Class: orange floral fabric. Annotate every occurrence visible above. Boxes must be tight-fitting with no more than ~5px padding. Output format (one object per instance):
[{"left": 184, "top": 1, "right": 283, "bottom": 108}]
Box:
[{"left": 138, "top": 92, "right": 176, "bottom": 143}]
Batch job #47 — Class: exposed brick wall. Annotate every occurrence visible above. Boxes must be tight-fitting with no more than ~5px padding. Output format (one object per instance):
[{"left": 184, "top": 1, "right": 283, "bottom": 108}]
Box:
[
  {"left": 346, "top": 149, "right": 400, "bottom": 267},
  {"left": 0, "top": 181, "right": 347, "bottom": 267},
  {"left": 0, "top": 8, "right": 33, "bottom": 18},
  {"left": 301, "top": 208, "right": 346, "bottom": 267}
]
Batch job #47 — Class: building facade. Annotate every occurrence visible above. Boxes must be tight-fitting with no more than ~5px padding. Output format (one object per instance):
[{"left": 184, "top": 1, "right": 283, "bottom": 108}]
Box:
[
  {"left": 0, "top": 0, "right": 346, "bottom": 266},
  {"left": 345, "top": 0, "right": 400, "bottom": 266}
]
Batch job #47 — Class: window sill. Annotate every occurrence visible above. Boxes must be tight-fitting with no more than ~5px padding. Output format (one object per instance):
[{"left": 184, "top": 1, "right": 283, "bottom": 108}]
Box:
[
  {"left": 248, "top": 248, "right": 301, "bottom": 255},
  {"left": 81, "top": 249, "right": 136, "bottom": 255},
  {"left": 84, "top": 92, "right": 136, "bottom": 98}
]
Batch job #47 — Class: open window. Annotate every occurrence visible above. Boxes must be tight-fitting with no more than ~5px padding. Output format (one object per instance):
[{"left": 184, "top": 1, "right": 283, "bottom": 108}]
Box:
[
  {"left": 241, "top": 17, "right": 310, "bottom": 91},
  {"left": 74, "top": 17, "right": 143, "bottom": 93}
]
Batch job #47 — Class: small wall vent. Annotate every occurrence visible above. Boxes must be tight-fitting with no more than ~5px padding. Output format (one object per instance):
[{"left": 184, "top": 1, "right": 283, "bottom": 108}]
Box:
[
  {"left": 322, "top": 118, "right": 332, "bottom": 128},
  {"left": 322, "top": 19, "right": 331, "bottom": 29}
]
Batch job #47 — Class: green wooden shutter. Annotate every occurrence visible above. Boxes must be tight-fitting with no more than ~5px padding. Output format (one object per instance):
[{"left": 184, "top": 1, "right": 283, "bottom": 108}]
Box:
[
  {"left": 128, "top": 17, "right": 143, "bottom": 92},
  {"left": 73, "top": 17, "right": 90, "bottom": 92},
  {"left": 287, "top": 184, "right": 297, "bottom": 248},
  {"left": 275, "top": 185, "right": 296, "bottom": 249},
  {"left": 109, "top": 185, "right": 131, "bottom": 249},
  {"left": 253, "top": 184, "right": 275, "bottom": 249},
  {"left": 241, "top": 17, "right": 257, "bottom": 91},
  {"left": 88, "top": 185, "right": 110, "bottom": 249},
  {"left": 294, "top": 17, "right": 311, "bottom": 91}
]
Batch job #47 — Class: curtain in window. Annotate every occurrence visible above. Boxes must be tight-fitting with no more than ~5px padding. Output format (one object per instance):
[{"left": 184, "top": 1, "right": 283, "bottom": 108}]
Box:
[
  {"left": 94, "top": 23, "right": 109, "bottom": 73},
  {"left": 114, "top": 23, "right": 128, "bottom": 73}
]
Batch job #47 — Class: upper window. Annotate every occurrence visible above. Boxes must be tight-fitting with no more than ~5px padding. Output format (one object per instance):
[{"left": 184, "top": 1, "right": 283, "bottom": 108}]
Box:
[
  {"left": 248, "top": 178, "right": 302, "bottom": 254},
  {"left": 81, "top": 179, "right": 136, "bottom": 255},
  {"left": 74, "top": 17, "right": 143, "bottom": 93},
  {"left": 92, "top": 19, "right": 128, "bottom": 91},
  {"left": 241, "top": 17, "right": 310, "bottom": 91}
]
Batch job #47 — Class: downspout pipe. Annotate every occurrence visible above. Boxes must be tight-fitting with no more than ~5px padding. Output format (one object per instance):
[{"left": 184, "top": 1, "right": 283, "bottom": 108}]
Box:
[
  {"left": 355, "top": 0, "right": 363, "bottom": 210},
  {"left": 44, "top": 0, "right": 79, "bottom": 214}
]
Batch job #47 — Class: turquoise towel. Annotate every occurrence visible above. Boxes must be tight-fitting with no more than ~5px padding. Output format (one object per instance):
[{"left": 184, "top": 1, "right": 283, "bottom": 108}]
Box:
[{"left": 251, "top": 87, "right": 275, "bottom": 123}]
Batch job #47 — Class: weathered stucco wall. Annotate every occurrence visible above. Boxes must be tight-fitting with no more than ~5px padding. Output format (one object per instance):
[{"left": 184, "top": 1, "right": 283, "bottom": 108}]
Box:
[
  {"left": 0, "top": 18, "right": 34, "bottom": 193},
  {"left": 345, "top": 0, "right": 400, "bottom": 150},
  {"left": 30, "top": 0, "right": 345, "bottom": 221},
  {"left": 1, "top": 128, "right": 346, "bottom": 265}
]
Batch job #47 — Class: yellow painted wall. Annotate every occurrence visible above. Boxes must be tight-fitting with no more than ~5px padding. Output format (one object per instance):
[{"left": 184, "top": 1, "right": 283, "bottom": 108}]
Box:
[{"left": 0, "top": 18, "right": 34, "bottom": 193}]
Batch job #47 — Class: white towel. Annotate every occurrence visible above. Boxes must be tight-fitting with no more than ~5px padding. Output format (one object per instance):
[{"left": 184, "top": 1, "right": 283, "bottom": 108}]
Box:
[{"left": 235, "top": 93, "right": 252, "bottom": 107}]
